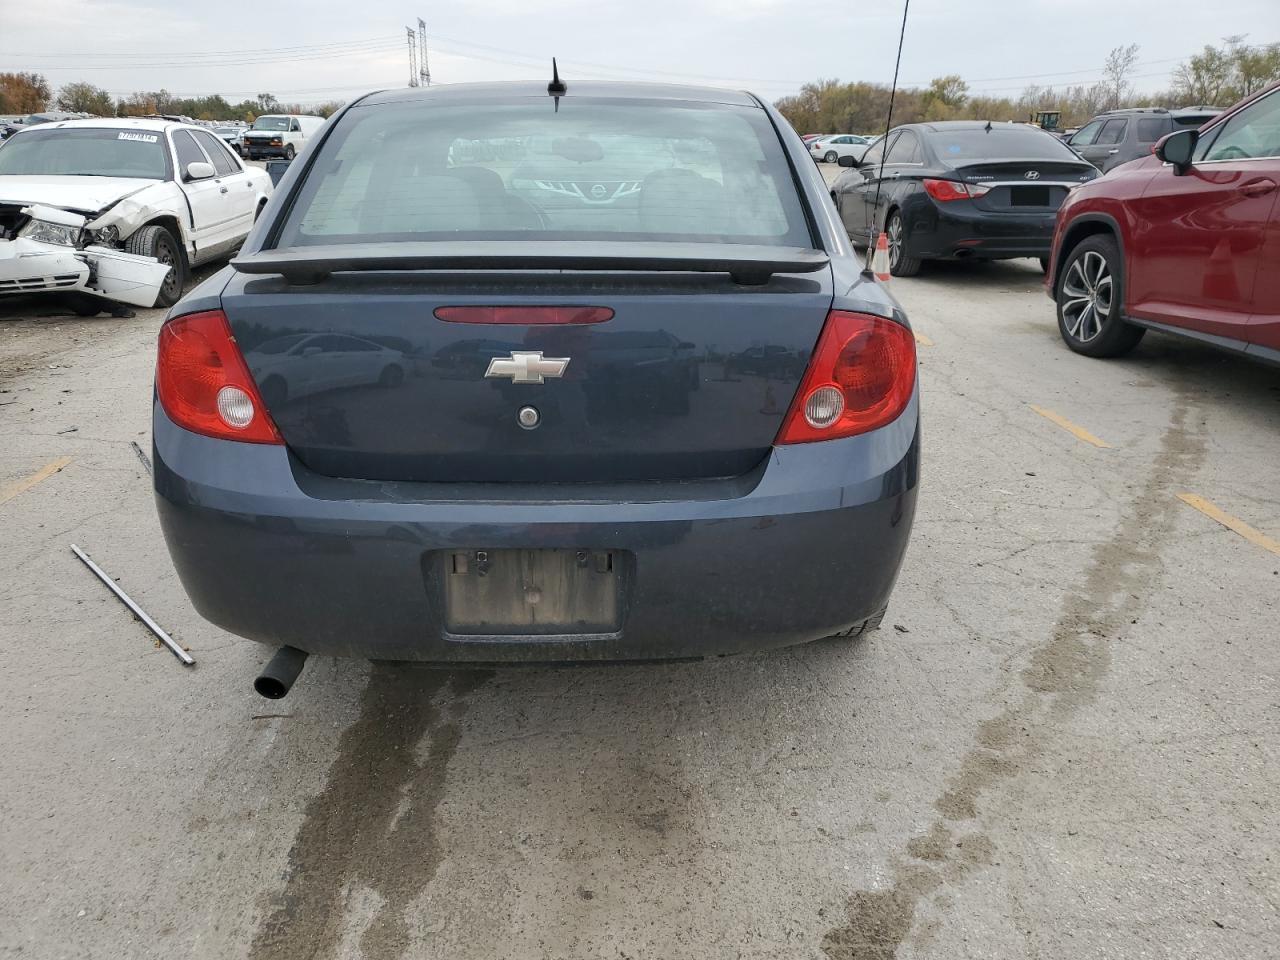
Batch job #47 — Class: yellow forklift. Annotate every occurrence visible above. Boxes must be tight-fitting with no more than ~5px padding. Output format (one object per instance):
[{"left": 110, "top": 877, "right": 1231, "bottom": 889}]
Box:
[{"left": 1030, "top": 110, "right": 1062, "bottom": 133}]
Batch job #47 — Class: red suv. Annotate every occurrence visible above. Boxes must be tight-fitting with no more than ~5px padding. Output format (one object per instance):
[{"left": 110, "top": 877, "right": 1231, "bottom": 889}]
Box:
[{"left": 1047, "top": 81, "right": 1280, "bottom": 363}]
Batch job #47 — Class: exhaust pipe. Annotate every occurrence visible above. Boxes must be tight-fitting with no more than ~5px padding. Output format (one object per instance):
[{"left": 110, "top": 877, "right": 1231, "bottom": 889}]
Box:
[{"left": 254, "top": 646, "right": 309, "bottom": 699}]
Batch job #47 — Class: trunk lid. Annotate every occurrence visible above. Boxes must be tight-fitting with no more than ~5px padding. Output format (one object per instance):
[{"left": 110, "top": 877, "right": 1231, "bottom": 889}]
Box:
[
  {"left": 954, "top": 160, "right": 1096, "bottom": 213},
  {"left": 222, "top": 268, "right": 833, "bottom": 483}
]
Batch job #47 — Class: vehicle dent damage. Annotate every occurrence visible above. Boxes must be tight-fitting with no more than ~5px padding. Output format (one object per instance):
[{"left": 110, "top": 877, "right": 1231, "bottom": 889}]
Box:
[{"left": 0, "top": 201, "right": 171, "bottom": 307}]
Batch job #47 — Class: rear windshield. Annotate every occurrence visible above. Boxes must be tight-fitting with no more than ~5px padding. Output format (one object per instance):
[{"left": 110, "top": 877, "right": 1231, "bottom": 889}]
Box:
[
  {"left": 0, "top": 127, "right": 168, "bottom": 179},
  {"left": 274, "top": 99, "right": 810, "bottom": 248},
  {"left": 928, "top": 126, "right": 1082, "bottom": 162}
]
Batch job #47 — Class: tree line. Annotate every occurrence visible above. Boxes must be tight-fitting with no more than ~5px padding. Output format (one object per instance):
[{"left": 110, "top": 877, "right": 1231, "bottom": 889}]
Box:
[
  {"left": 776, "top": 38, "right": 1280, "bottom": 134},
  {"left": 0, "top": 74, "right": 342, "bottom": 121}
]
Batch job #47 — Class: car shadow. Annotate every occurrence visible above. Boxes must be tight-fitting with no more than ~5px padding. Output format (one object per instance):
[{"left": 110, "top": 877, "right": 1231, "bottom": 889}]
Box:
[
  {"left": 1104, "top": 329, "right": 1280, "bottom": 425},
  {"left": 903, "top": 257, "right": 1048, "bottom": 292}
]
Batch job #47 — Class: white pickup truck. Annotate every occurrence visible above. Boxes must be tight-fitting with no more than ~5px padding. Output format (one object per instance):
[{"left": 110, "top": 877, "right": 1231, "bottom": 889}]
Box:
[{"left": 0, "top": 117, "right": 273, "bottom": 311}]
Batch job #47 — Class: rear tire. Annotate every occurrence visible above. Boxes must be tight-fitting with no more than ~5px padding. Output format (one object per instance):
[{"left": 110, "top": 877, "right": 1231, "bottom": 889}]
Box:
[
  {"left": 125, "top": 225, "right": 186, "bottom": 308},
  {"left": 886, "top": 211, "right": 922, "bottom": 278},
  {"left": 824, "top": 150, "right": 838, "bottom": 163},
  {"left": 1055, "top": 234, "right": 1145, "bottom": 358}
]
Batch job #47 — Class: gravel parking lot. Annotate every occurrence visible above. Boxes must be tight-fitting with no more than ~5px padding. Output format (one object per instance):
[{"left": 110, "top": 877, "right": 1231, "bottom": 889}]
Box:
[{"left": 1, "top": 168, "right": 1277, "bottom": 959}]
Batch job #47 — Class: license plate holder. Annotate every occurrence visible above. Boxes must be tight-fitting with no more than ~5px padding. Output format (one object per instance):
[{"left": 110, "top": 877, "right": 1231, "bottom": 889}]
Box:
[{"left": 439, "top": 549, "right": 624, "bottom": 637}]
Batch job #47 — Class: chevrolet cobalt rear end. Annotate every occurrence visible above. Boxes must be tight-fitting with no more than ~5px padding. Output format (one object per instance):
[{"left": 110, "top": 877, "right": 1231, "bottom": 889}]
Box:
[{"left": 152, "top": 81, "right": 920, "bottom": 696}]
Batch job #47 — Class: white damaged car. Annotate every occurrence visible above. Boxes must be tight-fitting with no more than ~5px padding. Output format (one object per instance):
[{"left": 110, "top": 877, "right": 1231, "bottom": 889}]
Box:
[{"left": 0, "top": 117, "right": 273, "bottom": 311}]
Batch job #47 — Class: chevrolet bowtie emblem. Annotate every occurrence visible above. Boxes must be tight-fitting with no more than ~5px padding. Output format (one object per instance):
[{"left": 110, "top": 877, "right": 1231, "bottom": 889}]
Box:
[{"left": 484, "top": 351, "right": 570, "bottom": 384}]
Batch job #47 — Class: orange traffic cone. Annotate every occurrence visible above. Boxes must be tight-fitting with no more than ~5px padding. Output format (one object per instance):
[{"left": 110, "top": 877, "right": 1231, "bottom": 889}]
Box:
[{"left": 870, "top": 232, "right": 891, "bottom": 282}]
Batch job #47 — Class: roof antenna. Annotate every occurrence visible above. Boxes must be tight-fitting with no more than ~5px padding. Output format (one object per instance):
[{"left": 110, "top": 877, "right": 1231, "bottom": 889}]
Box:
[
  {"left": 866, "top": 0, "right": 911, "bottom": 279},
  {"left": 548, "top": 58, "right": 567, "bottom": 96},
  {"left": 548, "top": 57, "right": 566, "bottom": 112}
]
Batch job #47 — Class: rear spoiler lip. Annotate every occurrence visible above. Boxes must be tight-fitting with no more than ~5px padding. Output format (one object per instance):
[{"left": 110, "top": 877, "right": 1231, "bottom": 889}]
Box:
[
  {"left": 231, "top": 241, "right": 831, "bottom": 286},
  {"left": 950, "top": 157, "right": 1094, "bottom": 169}
]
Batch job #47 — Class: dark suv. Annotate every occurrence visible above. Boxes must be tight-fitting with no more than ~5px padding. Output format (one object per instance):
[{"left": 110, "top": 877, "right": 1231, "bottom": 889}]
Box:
[{"left": 1065, "top": 106, "right": 1221, "bottom": 173}]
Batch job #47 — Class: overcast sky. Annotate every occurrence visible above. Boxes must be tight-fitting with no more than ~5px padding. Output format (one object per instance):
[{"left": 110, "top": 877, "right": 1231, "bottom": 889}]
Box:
[{"left": 6, "top": 0, "right": 1278, "bottom": 106}]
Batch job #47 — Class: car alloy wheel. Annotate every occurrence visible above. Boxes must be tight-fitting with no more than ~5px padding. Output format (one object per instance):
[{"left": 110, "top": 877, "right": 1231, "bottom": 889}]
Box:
[
  {"left": 885, "top": 211, "right": 922, "bottom": 277},
  {"left": 888, "top": 214, "right": 902, "bottom": 269},
  {"left": 1060, "top": 249, "right": 1112, "bottom": 343}
]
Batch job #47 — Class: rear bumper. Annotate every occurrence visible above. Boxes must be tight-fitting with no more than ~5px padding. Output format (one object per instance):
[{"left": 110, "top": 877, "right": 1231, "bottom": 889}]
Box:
[
  {"left": 153, "top": 393, "right": 920, "bottom": 662},
  {"left": 907, "top": 203, "right": 1058, "bottom": 260}
]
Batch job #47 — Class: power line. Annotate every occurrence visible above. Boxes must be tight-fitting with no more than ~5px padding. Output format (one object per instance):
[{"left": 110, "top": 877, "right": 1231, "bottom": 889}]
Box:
[
  {"left": 425, "top": 32, "right": 1278, "bottom": 94},
  {"left": 9, "top": 39, "right": 402, "bottom": 72},
  {"left": 425, "top": 41, "right": 801, "bottom": 92},
  {"left": 13, "top": 35, "right": 404, "bottom": 59},
  {"left": 426, "top": 32, "right": 811, "bottom": 86},
  {"left": 967, "top": 69, "right": 1188, "bottom": 96},
  {"left": 13, "top": 47, "right": 404, "bottom": 72},
  {"left": 904, "top": 40, "right": 1277, "bottom": 89},
  {"left": 103, "top": 82, "right": 396, "bottom": 98}
]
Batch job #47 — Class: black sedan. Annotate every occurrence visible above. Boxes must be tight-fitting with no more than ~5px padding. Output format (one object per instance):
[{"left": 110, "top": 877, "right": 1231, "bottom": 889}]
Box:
[{"left": 831, "top": 121, "right": 1098, "bottom": 276}]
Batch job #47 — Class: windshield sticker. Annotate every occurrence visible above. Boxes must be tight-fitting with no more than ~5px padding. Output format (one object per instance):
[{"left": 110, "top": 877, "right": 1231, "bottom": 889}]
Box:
[{"left": 118, "top": 132, "right": 159, "bottom": 143}]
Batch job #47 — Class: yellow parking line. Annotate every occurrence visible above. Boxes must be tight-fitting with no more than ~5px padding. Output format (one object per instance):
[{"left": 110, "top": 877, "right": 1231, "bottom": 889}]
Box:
[
  {"left": 913, "top": 331, "right": 934, "bottom": 347},
  {"left": 1177, "top": 493, "right": 1280, "bottom": 557},
  {"left": 0, "top": 457, "right": 73, "bottom": 507},
  {"left": 1028, "top": 405, "right": 1111, "bottom": 448}
]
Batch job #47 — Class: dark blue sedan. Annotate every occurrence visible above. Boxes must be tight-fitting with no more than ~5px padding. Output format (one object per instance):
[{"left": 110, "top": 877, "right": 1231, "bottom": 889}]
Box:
[{"left": 152, "top": 80, "right": 920, "bottom": 697}]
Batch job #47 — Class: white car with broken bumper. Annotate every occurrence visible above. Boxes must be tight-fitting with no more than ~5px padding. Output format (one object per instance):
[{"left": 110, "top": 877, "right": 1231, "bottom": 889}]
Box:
[{"left": 0, "top": 117, "right": 272, "bottom": 309}]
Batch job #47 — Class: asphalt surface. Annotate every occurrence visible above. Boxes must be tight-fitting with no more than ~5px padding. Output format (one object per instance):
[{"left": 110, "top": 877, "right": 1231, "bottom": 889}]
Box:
[{"left": 2, "top": 187, "right": 1278, "bottom": 959}]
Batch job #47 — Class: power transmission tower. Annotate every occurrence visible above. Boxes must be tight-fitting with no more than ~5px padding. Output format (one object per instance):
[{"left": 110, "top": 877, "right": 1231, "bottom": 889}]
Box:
[
  {"left": 406, "top": 27, "right": 419, "bottom": 87},
  {"left": 418, "top": 18, "right": 431, "bottom": 86}
]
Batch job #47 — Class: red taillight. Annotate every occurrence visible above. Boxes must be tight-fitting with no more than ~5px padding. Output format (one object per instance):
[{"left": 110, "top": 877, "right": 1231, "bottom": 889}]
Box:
[
  {"left": 156, "top": 310, "right": 282, "bottom": 444},
  {"left": 433, "top": 306, "right": 614, "bottom": 325},
  {"left": 776, "top": 311, "right": 916, "bottom": 444},
  {"left": 921, "top": 178, "right": 991, "bottom": 202}
]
